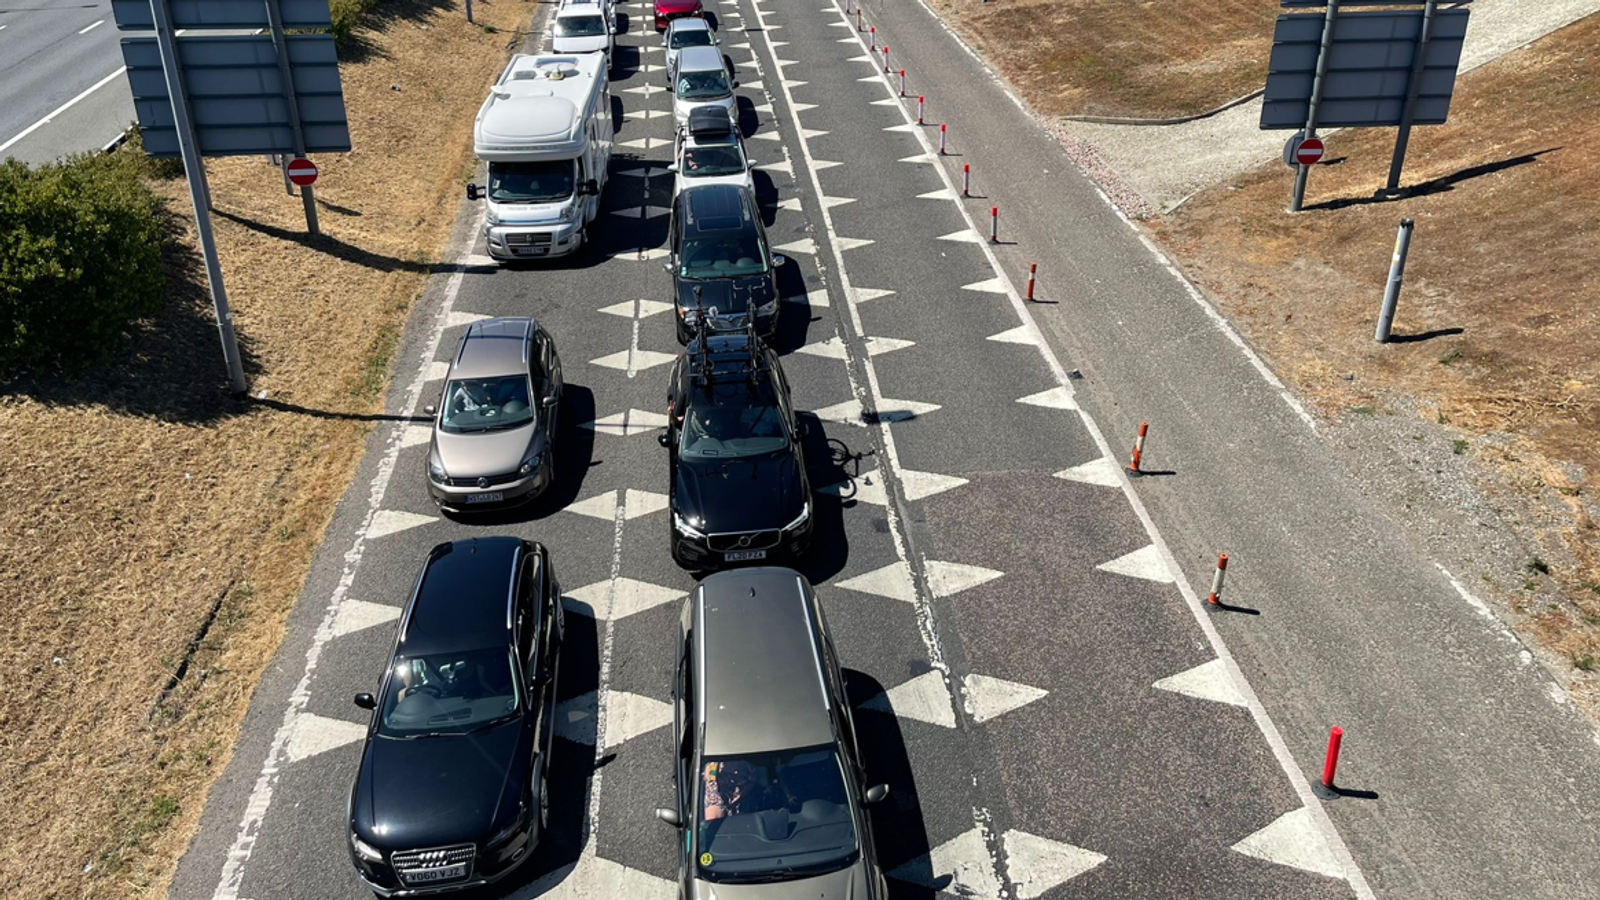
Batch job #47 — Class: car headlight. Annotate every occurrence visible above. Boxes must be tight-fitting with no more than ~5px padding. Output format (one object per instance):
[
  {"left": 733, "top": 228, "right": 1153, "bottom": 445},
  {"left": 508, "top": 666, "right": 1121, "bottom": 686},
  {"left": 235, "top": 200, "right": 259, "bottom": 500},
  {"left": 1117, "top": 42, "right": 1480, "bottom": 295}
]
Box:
[
  {"left": 673, "top": 511, "right": 706, "bottom": 539},
  {"left": 783, "top": 499, "right": 811, "bottom": 532},
  {"left": 488, "top": 802, "right": 529, "bottom": 848},
  {"left": 428, "top": 459, "right": 448, "bottom": 484},
  {"left": 519, "top": 450, "right": 543, "bottom": 476},
  {"left": 558, "top": 203, "right": 578, "bottom": 224},
  {"left": 485, "top": 206, "right": 500, "bottom": 227},
  {"left": 755, "top": 298, "right": 778, "bottom": 317},
  {"left": 350, "top": 832, "right": 384, "bottom": 863}
]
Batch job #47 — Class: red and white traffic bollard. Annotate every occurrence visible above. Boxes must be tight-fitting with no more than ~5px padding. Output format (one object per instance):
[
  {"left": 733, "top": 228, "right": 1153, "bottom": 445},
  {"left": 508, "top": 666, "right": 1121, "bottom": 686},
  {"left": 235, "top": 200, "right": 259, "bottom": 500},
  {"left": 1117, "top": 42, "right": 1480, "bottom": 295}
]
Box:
[
  {"left": 1207, "top": 553, "right": 1229, "bottom": 605},
  {"left": 899, "top": 69, "right": 906, "bottom": 96},
  {"left": 961, "top": 163, "right": 970, "bottom": 197},
  {"left": 989, "top": 206, "right": 999, "bottom": 243},
  {"left": 1025, "top": 262, "right": 1037, "bottom": 301},
  {"left": 856, "top": 8, "right": 862, "bottom": 31},
  {"left": 845, "top": 0, "right": 852, "bottom": 14},
  {"left": 1127, "top": 421, "right": 1149, "bottom": 474},
  {"left": 883, "top": 45, "right": 890, "bottom": 74},
  {"left": 870, "top": 26, "right": 876, "bottom": 51},
  {"left": 1313, "top": 726, "right": 1345, "bottom": 799},
  {"left": 938, "top": 122, "right": 947, "bottom": 154},
  {"left": 917, "top": 95, "right": 925, "bottom": 125}
]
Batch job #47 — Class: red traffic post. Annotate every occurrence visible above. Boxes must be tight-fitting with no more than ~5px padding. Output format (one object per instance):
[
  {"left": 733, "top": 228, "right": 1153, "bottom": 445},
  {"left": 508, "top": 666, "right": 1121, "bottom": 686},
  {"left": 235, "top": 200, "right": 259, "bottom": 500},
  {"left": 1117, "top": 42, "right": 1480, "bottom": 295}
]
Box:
[
  {"left": 1127, "top": 421, "right": 1149, "bottom": 475},
  {"left": 1313, "top": 726, "right": 1345, "bottom": 800},
  {"left": 856, "top": 8, "right": 862, "bottom": 31},
  {"left": 938, "top": 122, "right": 947, "bottom": 155},
  {"left": 870, "top": 25, "right": 876, "bottom": 51},
  {"left": 899, "top": 69, "right": 906, "bottom": 96},
  {"left": 1207, "top": 553, "right": 1229, "bottom": 605},
  {"left": 917, "top": 95, "right": 925, "bottom": 125},
  {"left": 1025, "top": 262, "right": 1037, "bottom": 301},
  {"left": 961, "top": 162, "right": 970, "bottom": 197},
  {"left": 883, "top": 44, "right": 890, "bottom": 74},
  {"left": 989, "top": 206, "right": 999, "bottom": 243},
  {"left": 845, "top": 0, "right": 852, "bottom": 13}
]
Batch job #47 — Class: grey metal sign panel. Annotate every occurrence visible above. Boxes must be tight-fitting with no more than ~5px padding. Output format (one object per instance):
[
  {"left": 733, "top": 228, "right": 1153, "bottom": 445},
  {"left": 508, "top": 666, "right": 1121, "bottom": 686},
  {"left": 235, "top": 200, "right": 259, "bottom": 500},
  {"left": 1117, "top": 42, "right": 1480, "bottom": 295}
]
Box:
[
  {"left": 120, "top": 34, "right": 351, "bottom": 157},
  {"left": 1280, "top": 0, "right": 1470, "bottom": 6},
  {"left": 1260, "top": 8, "right": 1470, "bottom": 129},
  {"left": 112, "top": 0, "right": 332, "bottom": 31}
]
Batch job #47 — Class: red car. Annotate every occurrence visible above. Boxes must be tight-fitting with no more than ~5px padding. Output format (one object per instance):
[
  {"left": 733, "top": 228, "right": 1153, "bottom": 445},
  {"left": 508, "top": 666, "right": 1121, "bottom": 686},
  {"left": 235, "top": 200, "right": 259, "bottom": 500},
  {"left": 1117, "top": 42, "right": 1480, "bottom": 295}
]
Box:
[{"left": 654, "top": 0, "right": 704, "bottom": 31}]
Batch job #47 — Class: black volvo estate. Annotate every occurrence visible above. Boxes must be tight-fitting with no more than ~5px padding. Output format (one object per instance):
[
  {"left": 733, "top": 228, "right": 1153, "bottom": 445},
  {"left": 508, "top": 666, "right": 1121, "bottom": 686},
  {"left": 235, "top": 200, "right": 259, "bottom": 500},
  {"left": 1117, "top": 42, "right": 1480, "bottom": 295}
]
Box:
[{"left": 347, "top": 537, "right": 563, "bottom": 896}]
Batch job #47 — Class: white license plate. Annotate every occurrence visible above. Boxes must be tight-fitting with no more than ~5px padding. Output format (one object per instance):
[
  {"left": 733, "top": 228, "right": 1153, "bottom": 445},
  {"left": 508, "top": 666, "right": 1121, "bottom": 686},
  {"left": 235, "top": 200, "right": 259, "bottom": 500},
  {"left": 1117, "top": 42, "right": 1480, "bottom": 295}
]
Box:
[
  {"left": 724, "top": 549, "right": 767, "bottom": 562},
  {"left": 464, "top": 492, "right": 504, "bottom": 504},
  {"left": 406, "top": 863, "right": 467, "bottom": 884},
  {"left": 512, "top": 246, "right": 546, "bottom": 256}
]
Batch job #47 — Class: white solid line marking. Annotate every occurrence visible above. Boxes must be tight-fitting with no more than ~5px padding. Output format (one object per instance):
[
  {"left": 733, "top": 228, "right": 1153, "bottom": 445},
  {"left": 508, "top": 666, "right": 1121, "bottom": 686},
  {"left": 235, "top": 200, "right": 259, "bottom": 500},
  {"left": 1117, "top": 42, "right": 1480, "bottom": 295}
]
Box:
[
  {"left": 862, "top": 670, "right": 957, "bottom": 728},
  {"left": 0, "top": 66, "right": 126, "bottom": 154},
  {"left": 1153, "top": 658, "right": 1248, "bottom": 708},
  {"left": 1231, "top": 807, "right": 1346, "bottom": 879},
  {"left": 1095, "top": 544, "right": 1177, "bottom": 583},
  {"left": 963, "top": 673, "right": 1048, "bottom": 724},
  {"left": 78, "top": 18, "right": 105, "bottom": 34}
]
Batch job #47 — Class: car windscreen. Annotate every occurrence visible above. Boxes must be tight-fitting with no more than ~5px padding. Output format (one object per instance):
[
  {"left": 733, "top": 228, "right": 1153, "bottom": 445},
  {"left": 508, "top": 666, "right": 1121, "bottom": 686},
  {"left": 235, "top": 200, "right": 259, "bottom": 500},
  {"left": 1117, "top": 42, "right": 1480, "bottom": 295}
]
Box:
[
  {"left": 678, "top": 69, "right": 732, "bottom": 100},
  {"left": 555, "top": 15, "right": 607, "bottom": 37},
  {"left": 486, "top": 160, "right": 576, "bottom": 204},
  {"left": 670, "top": 29, "right": 713, "bottom": 49},
  {"left": 678, "top": 233, "right": 766, "bottom": 279},
  {"left": 379, "top": 647, "right": 520, "bottom": 737},
  {"left": 682, "top": 145, "right": 746, "bottom": 178},
  {"left": 680, "top": 391, "right": 789, "bottom": 459},
  {"left": 439, "top": 375, "right": 535, "bottom": 434},
  {"left": 696, "top": 747, "right": 859, "bottom": 881}
]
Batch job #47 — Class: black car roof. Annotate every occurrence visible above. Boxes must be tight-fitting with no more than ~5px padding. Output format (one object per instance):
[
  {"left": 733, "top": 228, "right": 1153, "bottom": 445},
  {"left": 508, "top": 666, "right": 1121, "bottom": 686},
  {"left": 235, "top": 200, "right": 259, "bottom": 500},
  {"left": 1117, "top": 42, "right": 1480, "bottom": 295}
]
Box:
[
  {"left": 678, "top": 184, "right": 755, "bottom": 238},
  {"left": 400, "top": 538, "right": 530, "bottom": 656}
]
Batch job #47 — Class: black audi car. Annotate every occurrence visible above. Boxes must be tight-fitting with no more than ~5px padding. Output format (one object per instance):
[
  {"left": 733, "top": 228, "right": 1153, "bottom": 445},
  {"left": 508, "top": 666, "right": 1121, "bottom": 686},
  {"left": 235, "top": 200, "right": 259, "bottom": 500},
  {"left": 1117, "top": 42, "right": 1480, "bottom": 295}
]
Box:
[
  {"left": 664, "top": 183, "right": 786, "bottom": 344},
  {"left": 347, "top": 538, "right": 563, "bottom": 896},
  {"left": 660, "top": 326, "right": 812, "bottom": 569}
]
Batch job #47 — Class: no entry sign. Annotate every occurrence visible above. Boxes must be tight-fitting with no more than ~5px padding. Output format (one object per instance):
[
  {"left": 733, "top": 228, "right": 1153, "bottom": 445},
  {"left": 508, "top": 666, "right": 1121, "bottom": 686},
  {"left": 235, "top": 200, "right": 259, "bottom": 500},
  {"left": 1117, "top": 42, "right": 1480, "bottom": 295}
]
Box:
[
  {"left": 1295, "top": 137, "right": 1325, "bottom": 166},
  {"left": 286, "top": 157, "right": 318, "bottom": 186}
]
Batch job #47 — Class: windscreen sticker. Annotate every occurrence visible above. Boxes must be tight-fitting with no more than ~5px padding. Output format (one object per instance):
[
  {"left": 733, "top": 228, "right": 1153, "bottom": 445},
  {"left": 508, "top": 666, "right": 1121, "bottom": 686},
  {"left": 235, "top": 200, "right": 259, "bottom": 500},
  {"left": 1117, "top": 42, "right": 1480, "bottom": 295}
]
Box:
[{"left": 699, "top": 852, "right": 714, "bottom": 866}]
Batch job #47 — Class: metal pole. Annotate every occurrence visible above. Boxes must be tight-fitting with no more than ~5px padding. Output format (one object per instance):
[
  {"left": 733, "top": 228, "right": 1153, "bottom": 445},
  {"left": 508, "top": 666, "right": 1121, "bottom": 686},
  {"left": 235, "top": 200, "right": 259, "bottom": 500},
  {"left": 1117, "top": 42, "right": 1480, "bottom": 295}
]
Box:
[
  {"left": 151, "top": 0, "right": 247, "bottom": 393},
  {"left": 1385, "top": 0, "right": 1437, "bottom": 193},
  {"left": 465, "top": 0, "right": 473, "bottom": 25},
  {"left": 263, "top": 0, "right": 320, "bottom": 235},
  {"left": 276, "top": 154, "right": 294, "bottom": 195},
  {"left": 1375, "top": 218, "right": 1415, "bottom": 343},
  {"left": 1291, "top": 0, "right": 1340, "bottom": 212}
]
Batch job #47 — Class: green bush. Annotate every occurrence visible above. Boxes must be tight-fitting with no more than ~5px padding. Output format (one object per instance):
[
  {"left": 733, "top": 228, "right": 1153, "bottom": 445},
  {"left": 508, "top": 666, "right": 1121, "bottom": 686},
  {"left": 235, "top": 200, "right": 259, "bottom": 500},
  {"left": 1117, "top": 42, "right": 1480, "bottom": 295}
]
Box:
[
  {"left": 0, "top": 152, "right": 168, "bottom": 375},
  {"left": 329, "top": 0, "right": 380, "bottom": 45}
]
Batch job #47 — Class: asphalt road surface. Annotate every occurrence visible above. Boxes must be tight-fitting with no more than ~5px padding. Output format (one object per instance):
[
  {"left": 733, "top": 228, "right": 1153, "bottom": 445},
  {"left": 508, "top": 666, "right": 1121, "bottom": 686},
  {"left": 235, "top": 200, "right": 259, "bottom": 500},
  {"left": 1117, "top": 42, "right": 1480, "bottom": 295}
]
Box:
[
  {"left": 167, "top": 1, "right": 1600, "bottom": 900},
  {"left": 0, "top": 0, "right": 134, "bottom": 163}
]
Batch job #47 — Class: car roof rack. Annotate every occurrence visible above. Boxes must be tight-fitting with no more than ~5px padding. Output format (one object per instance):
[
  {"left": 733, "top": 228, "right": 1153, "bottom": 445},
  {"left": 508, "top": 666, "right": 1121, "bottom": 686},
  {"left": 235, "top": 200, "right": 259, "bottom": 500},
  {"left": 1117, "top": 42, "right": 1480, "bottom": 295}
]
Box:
[
  {"left": 687, "top": 105, "right": 734, "bottom": 141},
  {"left": 689, "top": 303, "right": 768, "bottom": 390}
]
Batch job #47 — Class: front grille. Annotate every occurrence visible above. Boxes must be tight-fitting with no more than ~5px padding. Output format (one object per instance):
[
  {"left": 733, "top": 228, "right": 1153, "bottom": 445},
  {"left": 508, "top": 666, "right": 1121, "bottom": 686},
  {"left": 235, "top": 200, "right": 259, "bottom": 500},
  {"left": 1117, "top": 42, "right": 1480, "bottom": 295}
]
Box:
[
  {"left": 445, "top": 471, "right": 522, "bottom": 488},
  {"left": 392, "top": 843, "right": 475, "bottom": 886},
  {"left": 504, "top": 232, "right": 553, "bottom": 246},
  {"left": 708, "top": 530, "right": 781, "bottom": 553}
]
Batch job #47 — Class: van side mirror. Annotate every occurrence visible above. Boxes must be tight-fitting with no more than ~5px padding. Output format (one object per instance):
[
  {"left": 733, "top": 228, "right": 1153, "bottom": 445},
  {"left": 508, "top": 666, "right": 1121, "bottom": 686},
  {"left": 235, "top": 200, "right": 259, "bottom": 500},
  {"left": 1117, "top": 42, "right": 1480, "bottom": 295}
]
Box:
[
  {"left": 466, "top": 183, "right": 480, "bottom": 201},
  {"left": 542, "top": 395, "right": 559, "bottom": 409},
  {"left": 581, "top": 179, "right": 600, "bottom": 196},
  {"left": 864, "top": 784, "right": 890, "bottom": 805},
  {"left": 353, "top": 693, "right": 377, "bottom": 710},
  {"left": 655, "top": 807, "right": 683, "bottom": 828},
  {"left": 666, "top": 163, "right": 680, "bottom": 173}
]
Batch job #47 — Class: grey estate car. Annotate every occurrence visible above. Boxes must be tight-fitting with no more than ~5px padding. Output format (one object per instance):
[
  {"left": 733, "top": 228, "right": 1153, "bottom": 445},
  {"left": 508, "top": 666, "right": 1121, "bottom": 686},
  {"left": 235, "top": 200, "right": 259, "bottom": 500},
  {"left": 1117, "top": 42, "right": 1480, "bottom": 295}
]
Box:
[
  {"left": 655, "top": 567, "right": 891, "bottom": 898},
  {"left": 426, "top": 318, "right": 563, "bottom": 512}
]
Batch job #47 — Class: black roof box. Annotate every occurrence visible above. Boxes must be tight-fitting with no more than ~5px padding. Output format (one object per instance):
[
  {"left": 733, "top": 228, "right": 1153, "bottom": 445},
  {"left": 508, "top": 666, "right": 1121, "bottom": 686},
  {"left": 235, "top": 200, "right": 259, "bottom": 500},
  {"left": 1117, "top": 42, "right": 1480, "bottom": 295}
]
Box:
[{"left": 687, "top": 105, "right": 734, "bottom": 139}]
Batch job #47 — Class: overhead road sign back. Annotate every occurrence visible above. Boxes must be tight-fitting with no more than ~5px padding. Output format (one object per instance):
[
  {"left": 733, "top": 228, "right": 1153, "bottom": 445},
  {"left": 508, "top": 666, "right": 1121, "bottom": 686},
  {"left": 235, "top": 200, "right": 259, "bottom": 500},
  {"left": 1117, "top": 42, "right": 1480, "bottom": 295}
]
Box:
[
  {"left": 111, "top": 0, "right": 332, "bottom": 30},
  {"left": 1260, "top": 8, "right": 1470, "bottom": 130},
  {"left": 120, "top": 34, "right": 352, "bottom": 157}
]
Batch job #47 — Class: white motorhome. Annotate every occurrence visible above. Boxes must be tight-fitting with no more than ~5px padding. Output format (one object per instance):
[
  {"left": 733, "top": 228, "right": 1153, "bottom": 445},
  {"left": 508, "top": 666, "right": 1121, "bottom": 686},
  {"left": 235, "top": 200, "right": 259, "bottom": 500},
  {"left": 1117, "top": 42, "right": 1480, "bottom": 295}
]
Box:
[{"left": 468, "top": 53, "right": 613, "bottom": 260}]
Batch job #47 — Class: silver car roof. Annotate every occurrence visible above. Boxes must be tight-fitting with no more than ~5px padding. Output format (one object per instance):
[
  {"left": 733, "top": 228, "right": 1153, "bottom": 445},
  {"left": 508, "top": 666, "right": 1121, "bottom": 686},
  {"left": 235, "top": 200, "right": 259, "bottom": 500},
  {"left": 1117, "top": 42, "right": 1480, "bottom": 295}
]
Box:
[
  {"left": 695, "top": 568, "right": 836, "bottom": 756},
  {"left": 450, "top": 317, "right": 534, "bottom": 380},
  {"left": 675, "top": 44, "right": 724, "bottom": 73}
]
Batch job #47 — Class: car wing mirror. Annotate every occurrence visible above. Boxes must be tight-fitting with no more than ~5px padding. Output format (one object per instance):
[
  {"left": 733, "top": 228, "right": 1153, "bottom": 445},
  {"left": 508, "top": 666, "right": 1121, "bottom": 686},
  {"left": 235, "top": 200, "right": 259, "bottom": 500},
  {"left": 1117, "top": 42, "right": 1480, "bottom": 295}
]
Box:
[
  {"left": 542, "top": 395, "right": 560, "bottom": 409},
  {"left": 532, "top": 668, "right": 553, "bottom": 687},
  {"left": 667, "top": 163, "right": 680, "bottom": 173},
  {"left": 353, "top": 692, "right": 377, "bottom": 710},
  {"left": 662, "top": 260, "right": 674, "bottom": 272},
  {"left": 466, "top": 183, "right": 480, "bottom": 201},
  {"left": 772, "top": 254, "right": 787, "bottom": 267},
  {"left": 655, "top": 807, "right": 684, "bottom": 828},
  {"left": 657, "top": 431, "right": 671, "bottom": 448},
  {"left": 581, "top": 179, "right": 600, "bottom": 196},
  {"left": 864, "top": 784, "right": 890, "bottom": 805}
]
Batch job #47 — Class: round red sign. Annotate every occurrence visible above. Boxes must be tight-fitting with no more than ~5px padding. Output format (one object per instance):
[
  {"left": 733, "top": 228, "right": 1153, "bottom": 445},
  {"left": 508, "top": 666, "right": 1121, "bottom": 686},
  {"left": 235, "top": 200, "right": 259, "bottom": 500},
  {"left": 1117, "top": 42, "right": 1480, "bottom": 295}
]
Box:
[
  {"left": 286, "top": 157, "right": 318, "bottom": 186},
  {"left": 1295, "top": 138, "right": 1325, "bottom": 166}
]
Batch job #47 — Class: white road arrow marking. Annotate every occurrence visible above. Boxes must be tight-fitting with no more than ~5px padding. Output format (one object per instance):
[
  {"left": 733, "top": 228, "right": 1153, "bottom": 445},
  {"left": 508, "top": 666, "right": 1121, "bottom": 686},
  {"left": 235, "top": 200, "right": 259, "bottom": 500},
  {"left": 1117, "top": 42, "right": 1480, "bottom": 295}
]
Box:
[
  {"left": 1095, "top": 544, "right": 1177, "bottom": 583},
  {"left": 1153, "top": 658, "right": 1248, "bottom": 707},
  {"left": 862, "top": 670, "right": 956, "bottom": 728},
  {"left": 1231, "top": 807, "right": 1348, "bottom": 880}
]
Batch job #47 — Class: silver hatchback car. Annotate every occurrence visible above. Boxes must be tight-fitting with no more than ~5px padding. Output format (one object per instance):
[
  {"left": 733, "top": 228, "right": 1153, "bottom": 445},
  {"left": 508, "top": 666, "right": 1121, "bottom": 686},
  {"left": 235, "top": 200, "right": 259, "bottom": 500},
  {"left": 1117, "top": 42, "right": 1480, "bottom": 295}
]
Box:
[
  {"left": 426, "top": 318, "right": 563, "bottom": 512},
  {"left": 663, "top": 16, "right": 718, "bottom": 87},
  {"left": 656, "top": 568, "right": 891, "bottom": 899}
]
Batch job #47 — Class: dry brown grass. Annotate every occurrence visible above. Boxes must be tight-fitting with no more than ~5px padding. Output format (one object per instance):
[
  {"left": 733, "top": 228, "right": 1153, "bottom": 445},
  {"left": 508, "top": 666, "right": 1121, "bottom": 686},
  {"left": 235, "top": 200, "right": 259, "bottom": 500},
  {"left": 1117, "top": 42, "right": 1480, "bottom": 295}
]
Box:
[
  {"left": 1151, "top": 16, "right": 1600, "bottom": 693},
  {"left": 925, "top": 0, "right": 1276, "bottom": 118},
  {"left": 0, "top": 1, "right": 531, "bottom": 896}
]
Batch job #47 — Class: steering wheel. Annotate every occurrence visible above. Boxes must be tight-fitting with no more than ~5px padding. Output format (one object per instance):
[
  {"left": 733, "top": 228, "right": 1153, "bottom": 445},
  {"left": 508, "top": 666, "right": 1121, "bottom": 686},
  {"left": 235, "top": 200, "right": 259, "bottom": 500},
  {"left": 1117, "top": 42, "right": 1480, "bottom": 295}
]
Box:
[{"left": 413, "top": 683, "right": 445, "bottom": 697}]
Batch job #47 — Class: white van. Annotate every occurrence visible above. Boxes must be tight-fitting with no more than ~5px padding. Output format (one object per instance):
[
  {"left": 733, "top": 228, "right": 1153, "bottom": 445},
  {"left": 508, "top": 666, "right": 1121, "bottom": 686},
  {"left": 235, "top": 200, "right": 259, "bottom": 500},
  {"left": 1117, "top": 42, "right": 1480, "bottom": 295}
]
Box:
[
  {"left": 551, "top": 0, "right": 614, "bottom": 65},
  {"left": 468, "top": 54, "right": 614, "bottom": 260}
]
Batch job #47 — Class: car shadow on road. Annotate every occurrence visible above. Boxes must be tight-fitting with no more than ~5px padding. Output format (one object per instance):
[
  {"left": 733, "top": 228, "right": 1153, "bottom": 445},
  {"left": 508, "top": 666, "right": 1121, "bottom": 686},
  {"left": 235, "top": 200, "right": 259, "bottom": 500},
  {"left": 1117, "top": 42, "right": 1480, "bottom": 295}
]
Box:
[
  {"left": 790, "top": 421, "right": 867, "bottom": 586},
  {"left": 842, "top": 669, "right": 937, "bottom": 900},
  {"left": 768, "top": 266, "right": 814, "bottom": 353},
  {"left": 440, "top": 384, "right": 598, "bottom": 527}
]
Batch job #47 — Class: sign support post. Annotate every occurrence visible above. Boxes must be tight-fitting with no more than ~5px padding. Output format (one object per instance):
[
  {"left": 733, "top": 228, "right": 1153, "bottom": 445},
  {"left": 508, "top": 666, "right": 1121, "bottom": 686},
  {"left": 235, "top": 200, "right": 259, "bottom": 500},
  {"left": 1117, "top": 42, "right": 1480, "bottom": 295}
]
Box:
[
  {"left": 263, "top": 0, "right": 320, "bottom": 235},
  {"left": 150, "top": 0, "right": 247, "bottom": 394},
  {"left": 1290, "top": 0, "right": 1339, "bottom": 212},
  {"left": 1384, "top": 0, "right": 1438, "bottom": 194}
]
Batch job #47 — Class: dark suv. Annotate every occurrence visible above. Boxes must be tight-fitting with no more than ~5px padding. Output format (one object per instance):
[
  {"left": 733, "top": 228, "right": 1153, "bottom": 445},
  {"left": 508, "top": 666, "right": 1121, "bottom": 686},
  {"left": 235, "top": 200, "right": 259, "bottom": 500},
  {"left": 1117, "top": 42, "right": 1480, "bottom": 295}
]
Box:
[
  {"left": 664, "top": 183, "right": 786, "bottom": 344},
  {"left": 659, "top": 325, "right": 811, "bottom": 570},
  {"left": 655, "top": 567, "right": 891, "bottom": 897},
  {"left": 347, "top": 538, "right": 563, "bottom": 896}
]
